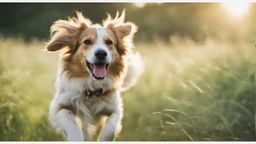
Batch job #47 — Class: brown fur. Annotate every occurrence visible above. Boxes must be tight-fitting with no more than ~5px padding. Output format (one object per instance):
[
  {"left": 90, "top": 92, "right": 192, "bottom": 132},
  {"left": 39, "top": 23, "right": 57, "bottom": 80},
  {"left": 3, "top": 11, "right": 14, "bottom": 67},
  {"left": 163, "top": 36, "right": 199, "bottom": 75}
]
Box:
[
  {"left": 47, "top": 11, "right": 140, "bottom": 141},
  {"left": 46, "top": 11, "right": 137, "bottom": 84}
]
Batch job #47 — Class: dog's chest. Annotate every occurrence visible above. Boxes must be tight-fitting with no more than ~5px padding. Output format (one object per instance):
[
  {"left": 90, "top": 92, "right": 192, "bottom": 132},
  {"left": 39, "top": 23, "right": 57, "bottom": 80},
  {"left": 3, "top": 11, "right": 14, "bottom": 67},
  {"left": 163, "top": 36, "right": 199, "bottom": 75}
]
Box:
[
  {"left": 75, "top": 92, "right": 104, "bottom": 114},
  {"left": 59, "top": 74, "right": 115, "bottom": 116},
  {"left": 71, "top": 91, "right": 114, "bottom": 117}
]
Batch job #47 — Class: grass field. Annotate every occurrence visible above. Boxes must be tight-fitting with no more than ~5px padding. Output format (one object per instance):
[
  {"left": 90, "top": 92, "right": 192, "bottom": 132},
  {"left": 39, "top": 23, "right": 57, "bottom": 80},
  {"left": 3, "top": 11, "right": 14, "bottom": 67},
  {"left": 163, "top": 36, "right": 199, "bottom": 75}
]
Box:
[{"left": 0, "top": 36, "right": 255, "bottom": 141}]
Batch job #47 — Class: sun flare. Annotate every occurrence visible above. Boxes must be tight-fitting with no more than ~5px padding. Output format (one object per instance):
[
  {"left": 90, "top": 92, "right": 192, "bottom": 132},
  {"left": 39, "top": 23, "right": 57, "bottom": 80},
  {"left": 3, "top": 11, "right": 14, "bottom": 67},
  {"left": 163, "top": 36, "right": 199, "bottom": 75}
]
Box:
[
  {"left": 133, "top": 3, "right": 145, "bottom": 8},
  {"left": 222, "top": 1, "right": 250, "bottom": 16}
]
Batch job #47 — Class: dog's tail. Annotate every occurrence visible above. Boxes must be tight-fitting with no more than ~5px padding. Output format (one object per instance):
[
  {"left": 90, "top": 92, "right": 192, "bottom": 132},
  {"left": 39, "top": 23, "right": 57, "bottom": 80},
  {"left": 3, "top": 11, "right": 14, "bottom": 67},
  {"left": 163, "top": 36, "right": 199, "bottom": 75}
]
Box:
[{"left": 120, "top": 51, "right": 144, "bottom": 92}]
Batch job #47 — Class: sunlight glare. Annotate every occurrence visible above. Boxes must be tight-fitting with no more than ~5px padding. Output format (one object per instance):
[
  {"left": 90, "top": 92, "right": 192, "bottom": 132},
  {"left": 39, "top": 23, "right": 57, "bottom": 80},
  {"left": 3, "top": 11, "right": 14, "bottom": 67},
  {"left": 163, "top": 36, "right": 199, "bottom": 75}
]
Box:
[
  {"left": 222, "top": 1, "right": 250, "bottom": 17},
  {"left": 134, "top": 3, "right": 145, "bottom": 8}
]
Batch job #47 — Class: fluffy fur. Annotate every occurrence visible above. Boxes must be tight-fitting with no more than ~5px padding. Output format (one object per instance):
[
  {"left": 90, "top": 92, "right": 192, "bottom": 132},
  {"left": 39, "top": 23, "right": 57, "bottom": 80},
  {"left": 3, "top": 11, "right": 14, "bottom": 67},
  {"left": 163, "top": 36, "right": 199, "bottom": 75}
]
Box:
[{"left": 45, "top": 11, "right": 143, "bottom": 141}]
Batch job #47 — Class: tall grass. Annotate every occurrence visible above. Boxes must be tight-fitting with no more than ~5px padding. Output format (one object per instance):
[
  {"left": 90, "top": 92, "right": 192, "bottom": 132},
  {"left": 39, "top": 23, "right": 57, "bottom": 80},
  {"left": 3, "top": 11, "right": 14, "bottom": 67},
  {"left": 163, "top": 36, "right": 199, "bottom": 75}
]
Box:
[{"left": 0, "top": 36, "right": 254, "bottom": 141}]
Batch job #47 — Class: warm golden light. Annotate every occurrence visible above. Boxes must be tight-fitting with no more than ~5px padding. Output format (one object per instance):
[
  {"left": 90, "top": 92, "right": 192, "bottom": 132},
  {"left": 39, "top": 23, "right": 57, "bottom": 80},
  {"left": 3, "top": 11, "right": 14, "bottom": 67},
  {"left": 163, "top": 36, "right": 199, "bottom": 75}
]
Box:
[
  {"left": 222, "top": 1, "right": 250, "bottom": 16},
  {"left": 133, "top": 3, "right": 145, "bottom": 8}
]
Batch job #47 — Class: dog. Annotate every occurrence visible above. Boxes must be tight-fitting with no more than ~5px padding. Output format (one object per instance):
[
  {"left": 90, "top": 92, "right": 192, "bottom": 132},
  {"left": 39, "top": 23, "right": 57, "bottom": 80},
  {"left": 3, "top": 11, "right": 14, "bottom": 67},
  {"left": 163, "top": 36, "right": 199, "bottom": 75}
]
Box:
[{"left": 45, "top": 10, "right": 143, "bottom": 141}]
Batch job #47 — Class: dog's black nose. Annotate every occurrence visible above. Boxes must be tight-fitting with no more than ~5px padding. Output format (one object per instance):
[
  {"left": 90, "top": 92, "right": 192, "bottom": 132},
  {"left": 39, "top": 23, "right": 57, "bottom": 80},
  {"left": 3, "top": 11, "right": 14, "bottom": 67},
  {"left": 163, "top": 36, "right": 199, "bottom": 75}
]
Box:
[{"left": 95, "top": 49, "right": 107, "bottom": 61}]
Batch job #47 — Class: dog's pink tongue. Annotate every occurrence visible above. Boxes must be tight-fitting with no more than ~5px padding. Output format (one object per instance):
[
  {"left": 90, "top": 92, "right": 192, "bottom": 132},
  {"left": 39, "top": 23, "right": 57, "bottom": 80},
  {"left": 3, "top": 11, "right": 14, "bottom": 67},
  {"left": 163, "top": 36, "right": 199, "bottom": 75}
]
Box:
[{"left": 93, "top": 64, "right": 106, "bottom": 78}]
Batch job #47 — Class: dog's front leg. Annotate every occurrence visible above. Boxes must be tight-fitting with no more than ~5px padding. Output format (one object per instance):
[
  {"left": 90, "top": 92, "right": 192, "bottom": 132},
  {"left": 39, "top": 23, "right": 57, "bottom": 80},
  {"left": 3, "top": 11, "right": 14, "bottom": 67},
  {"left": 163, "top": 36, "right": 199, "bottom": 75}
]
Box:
[
  {"left": 55, "top": 109, "right": 83, "bottom": 141},
  {"left": 97, "top": 113, "right": 121, "bottom": 141}
]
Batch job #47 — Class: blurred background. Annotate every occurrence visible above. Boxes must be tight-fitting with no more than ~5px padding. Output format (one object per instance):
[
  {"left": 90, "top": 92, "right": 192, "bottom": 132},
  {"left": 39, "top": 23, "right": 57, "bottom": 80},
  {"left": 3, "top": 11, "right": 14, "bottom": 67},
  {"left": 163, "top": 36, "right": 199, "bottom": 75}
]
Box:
[
  {"left": 1, "top": 3, "right": 256, "bottom": 43},
  {"left": 0, "top": 2, "right": 255, "bottom": 141}
]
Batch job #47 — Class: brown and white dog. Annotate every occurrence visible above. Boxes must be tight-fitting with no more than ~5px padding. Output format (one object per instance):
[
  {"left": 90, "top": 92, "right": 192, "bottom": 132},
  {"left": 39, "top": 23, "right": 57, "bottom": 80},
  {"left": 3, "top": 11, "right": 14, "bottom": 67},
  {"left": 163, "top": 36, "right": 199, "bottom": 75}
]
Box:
[{"left": 45, "top": 11, "right": 143, "bottom": 141}]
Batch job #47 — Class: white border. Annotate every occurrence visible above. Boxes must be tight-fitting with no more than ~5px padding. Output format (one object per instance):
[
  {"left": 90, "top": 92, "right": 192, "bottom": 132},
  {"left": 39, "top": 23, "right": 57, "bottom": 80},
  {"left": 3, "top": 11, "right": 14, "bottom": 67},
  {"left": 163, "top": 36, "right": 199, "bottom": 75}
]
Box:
[
  {"left": 0, "top": 141, "right": 256, "bottom": 144},
  {"left": 0, "top": 0, "right": 255, "bottom": 2},
  {"left": 1, "top": 142, "right": 256, "bottom": 143}
]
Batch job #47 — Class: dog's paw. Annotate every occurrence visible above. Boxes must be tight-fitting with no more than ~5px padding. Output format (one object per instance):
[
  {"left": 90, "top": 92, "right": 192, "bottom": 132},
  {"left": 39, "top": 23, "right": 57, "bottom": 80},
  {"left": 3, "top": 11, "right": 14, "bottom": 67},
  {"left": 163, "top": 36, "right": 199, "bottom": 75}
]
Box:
[{"left": 55, "top": 109, "right": 76, "bottom": 127}]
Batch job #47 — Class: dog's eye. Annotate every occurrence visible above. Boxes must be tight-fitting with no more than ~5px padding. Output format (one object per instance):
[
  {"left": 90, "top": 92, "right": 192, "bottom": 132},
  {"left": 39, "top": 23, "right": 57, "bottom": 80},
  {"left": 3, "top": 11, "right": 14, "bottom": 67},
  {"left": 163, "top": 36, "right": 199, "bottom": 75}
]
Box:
[
  {"left": 106, "top": 40, "right": 113, "bottom": 46},
  {"left": 84, "top": 40, "right": 92, "bottom": 45}
]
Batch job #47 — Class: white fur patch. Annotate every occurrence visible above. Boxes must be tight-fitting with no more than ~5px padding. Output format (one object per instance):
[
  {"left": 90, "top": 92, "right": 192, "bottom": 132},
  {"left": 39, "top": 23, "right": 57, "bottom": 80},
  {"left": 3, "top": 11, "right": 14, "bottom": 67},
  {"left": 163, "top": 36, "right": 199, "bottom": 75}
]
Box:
[
  {"left": 86, "top": 27, "right": 112, "bottom": 64},
  {"left": 55, "top": 109, "right": 83, "bottom": 141},
  {"left": 98, "top": 113, "right": 120, "bottom": 141}
]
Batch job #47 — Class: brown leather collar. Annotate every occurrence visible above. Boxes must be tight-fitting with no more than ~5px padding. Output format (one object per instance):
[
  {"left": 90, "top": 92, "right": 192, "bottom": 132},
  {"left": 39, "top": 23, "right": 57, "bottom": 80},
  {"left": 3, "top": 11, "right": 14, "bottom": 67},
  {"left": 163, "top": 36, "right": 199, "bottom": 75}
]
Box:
[{"left": 83, "top": 88, "right": 112, "bottom": 98}]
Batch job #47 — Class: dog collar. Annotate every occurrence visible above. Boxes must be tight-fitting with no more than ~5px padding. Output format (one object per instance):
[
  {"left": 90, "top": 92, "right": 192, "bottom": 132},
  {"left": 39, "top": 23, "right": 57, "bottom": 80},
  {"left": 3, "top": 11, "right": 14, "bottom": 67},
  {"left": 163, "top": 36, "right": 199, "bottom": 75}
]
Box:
[
  {"left": 83, "top": 88, "right": 103, "bottom": 98},
  {"left": 83, "top": 88, "right": 111, "bottom": 98}
]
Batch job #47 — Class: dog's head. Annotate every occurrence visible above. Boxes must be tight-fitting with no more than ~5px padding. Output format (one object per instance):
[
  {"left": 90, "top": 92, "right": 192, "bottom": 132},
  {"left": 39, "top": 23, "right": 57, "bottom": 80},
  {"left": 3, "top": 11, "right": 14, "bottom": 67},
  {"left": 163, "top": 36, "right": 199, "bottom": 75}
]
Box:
[{"left": 46, "top": 11, "right": 137, "bottom": 80}]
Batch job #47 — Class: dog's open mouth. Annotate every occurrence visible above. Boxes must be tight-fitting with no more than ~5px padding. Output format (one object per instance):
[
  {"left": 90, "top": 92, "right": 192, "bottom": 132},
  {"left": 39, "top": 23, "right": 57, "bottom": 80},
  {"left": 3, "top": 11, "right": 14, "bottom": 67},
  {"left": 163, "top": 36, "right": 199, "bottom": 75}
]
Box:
[{"left": 86, "top": 61, "right": 109, "bottom": 80}]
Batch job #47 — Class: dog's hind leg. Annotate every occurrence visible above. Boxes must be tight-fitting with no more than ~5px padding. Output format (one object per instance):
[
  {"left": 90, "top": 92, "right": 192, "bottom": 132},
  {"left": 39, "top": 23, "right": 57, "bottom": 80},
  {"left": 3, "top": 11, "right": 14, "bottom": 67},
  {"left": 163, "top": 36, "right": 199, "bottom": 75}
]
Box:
[
  {"left": 79, "top": 115, "right": 92, "bottom": 141},
  {"left": 82, "top": 123, "right": 92, "bottom": 141}
]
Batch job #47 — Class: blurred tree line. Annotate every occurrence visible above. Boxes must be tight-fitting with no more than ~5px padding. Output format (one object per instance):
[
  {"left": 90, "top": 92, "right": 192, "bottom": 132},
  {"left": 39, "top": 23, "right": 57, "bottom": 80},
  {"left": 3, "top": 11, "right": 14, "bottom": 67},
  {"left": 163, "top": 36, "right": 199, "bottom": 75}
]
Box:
[{"left": 0, "top": 3, "right": 255, "bottom": 43}]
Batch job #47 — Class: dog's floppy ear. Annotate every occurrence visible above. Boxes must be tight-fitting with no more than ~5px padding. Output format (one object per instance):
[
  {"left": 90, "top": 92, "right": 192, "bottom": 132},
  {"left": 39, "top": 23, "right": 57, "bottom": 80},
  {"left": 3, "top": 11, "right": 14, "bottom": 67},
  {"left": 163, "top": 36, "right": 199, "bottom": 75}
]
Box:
[
  {"left": 45, "top": 11, "right": 92, "bottom": 52},
  {"left": 103, "top": 10, "right": 137, "bottom": 55},
  {"left": 113, "top": 22, "right": 137, "bottom": 39},
  {"left": 103, "top": 10, "right": 137, "bottom": 41}
]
